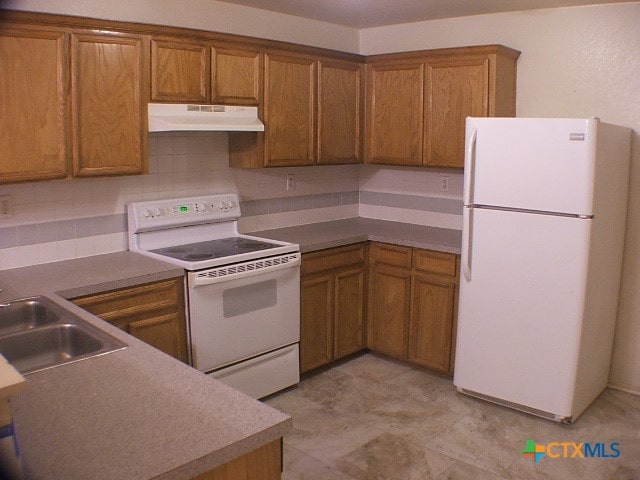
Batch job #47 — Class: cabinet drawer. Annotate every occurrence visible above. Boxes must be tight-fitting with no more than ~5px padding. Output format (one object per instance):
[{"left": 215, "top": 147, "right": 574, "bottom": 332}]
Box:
[
  {"left": 413, "top": 249, "right": 457, "bottom": 277},
  {"left": 302, "top": 244, "right": 365, "bottom": 276},
  {"left": 71, "top": 278, "right": 183, "bottom": 320},
  {"left": 369, "top": 243, "right": 412, "bottom": 269}
]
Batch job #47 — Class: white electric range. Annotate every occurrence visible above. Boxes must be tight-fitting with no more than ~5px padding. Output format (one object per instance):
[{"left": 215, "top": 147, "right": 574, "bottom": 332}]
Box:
[{"left": 128, "top": 194, "right": 300, "bottom": 398}]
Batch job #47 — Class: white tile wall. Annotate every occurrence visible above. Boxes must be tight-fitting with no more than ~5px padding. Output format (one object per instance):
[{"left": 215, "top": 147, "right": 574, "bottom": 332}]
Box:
[
  {"left": 0, "top": 133, "right": 467, "bottom": 269},
  {"left": 0, "top": 132, "right": 361, "bottom": 269}
]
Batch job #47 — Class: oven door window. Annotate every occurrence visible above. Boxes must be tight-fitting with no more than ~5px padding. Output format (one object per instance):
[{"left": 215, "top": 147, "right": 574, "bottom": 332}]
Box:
[{"left": 223, "top": 279, "right": 277, "bottom": 318}]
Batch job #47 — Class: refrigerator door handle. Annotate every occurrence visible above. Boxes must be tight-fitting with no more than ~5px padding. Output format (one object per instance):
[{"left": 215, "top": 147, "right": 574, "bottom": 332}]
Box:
[
  {"left": 464, "top": 128, "right": 477, "bottom": 206},
  {"left": 462, "top": 206, "right": 473, "bottom": 281}
]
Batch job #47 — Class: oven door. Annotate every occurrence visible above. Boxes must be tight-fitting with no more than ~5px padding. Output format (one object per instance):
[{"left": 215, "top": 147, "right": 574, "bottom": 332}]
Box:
[{"left": 187, "top": 253, "right": 300, "bottom": 373}]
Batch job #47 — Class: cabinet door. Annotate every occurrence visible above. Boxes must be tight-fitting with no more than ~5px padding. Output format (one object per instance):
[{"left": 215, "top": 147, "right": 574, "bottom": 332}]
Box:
[
  {"left": 424, "top": 58, "right": 489, "bottom": 168},
  {"left": 0, "top": 26, "right": 69, "bottom": 183},
  {"left": 300, "top": 273, "right": 334, "bottom": 373},
  {"left": 127, "top": 312, "right": 188, "bottom": 363},
  {"left": 70, "top": 278, "right": 188, "bottom": 363},
  {"left": 409, "top": 273, "right": 456, "bottom": 373},
  {"left": 151, "top": 37, "right": 209, "bottom": 102},
  {"left": 212, "top": 46, "right": 261, "bottom": 105},
  {"left": 193, "top": 439, "right": 281, "bottom": 480},
  {"left": 334, "top": 267, "right": 365, "bottom": 360},
  {"left": 71, "top": 32, "right": 149, "bottom": 176},
  {"left": 318, "top": 59, "right": 362, "bottom": 164},
  {"left": 365, "top": 62, "right": 424, "bottom": 166},
  {"left": 264, "top": 54, "right": 315, "bottom": 167},
  {"left": 368, "top": 264, "right": 411, "bottom": 358}
]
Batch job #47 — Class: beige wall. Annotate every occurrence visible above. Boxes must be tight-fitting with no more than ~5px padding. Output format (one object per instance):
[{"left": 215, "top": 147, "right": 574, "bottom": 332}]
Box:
[
  {"left": 360, "top": 2, "right": 640, "bottom": 392},
  {"left": 2, "top": 0, "right": 360, "bottom": 52}
]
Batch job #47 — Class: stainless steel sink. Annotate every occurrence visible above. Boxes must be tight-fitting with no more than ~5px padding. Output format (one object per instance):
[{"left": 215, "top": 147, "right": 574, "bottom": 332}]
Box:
[
  {"left": 0, "top": 297, "right": 61, "bottom": 335},
  {"left": 0, "top": 296, "right": 126, "bottom": 375}
]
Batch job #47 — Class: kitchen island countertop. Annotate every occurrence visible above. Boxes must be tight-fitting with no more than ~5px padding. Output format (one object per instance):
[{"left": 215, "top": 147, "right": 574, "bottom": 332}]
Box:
[{"left": 0, "top": 252, "right": 291, "bottom": 480}]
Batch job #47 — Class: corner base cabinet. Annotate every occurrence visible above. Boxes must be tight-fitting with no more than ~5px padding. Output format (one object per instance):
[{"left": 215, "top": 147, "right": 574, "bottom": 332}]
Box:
[
  {"left": 70, "top": 277, "right": 188, "bottom": 363},
  {"left": 368, "top": 243, "right": 459, "bottom": 374}
]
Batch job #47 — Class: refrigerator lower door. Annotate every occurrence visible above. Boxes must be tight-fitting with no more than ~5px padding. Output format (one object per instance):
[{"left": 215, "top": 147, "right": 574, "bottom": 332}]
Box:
[{"left": 454, "top": 207, "right": 591, "bottom": 420}]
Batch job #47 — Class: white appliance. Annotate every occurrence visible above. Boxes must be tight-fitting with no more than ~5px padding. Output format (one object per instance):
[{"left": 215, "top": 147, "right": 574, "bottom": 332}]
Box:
[
  {"left": 128, "top": 194, "right": 300, "bottom": 399},
  {"left": 148, "top": 103, "right": 264, "bottom": 132},
  {"left": 454, "top": 117, "right": 631, "bottom": 423}
]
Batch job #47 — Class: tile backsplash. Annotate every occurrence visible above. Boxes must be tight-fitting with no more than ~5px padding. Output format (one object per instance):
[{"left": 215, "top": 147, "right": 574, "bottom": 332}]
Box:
[{"left": 0, "top": 132, "right": 462, "bottom": 270}]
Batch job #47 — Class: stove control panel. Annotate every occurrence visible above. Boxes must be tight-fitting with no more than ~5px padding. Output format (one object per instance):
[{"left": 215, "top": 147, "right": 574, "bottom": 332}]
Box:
[{"left": 129, "top": 194, "right": 242, "bottom": 232}]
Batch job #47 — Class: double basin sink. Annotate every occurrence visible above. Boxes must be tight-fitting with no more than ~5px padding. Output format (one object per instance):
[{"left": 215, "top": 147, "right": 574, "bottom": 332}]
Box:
[{"left": 0, "top": 296, "right": 126, "bottom": 375}]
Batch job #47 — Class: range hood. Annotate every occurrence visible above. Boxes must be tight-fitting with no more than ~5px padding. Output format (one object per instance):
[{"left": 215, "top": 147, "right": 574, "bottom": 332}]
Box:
[{"left": 148, "top": 103, "right": 264, "bottom": 132}]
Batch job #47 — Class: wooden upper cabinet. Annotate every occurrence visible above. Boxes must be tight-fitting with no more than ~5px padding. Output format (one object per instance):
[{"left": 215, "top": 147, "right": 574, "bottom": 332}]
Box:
[
  {"left": 365, "top": 62, "right": 424, "bottom": 166},
  {"left": 264, "top": 53, "right": 316, "bottom": 167},
  {"left": 0, "top": 26, "right": 69, "bottom": 183},
  {"left": 212, "top": 46, "right": 261, "bottom": 105},
  {"left": 317, "top": 59, "right": 363, "bottom": 165},
  {"left": 151, "top": 37, "right": 210, "bottom": 102},
  {"left": 71, "top": 31, "right": 149, "bottom": 177},
  {"left": 424, "top": 58, "right": 489, "bottom": 168},
  {"left": 365, "top": 45, "right": 519, "bottom": 169}
]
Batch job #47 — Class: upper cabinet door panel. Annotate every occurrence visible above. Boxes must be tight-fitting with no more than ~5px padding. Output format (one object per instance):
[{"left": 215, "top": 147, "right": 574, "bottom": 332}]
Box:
[
  {"left": 212, "top": 46, "right": 261, "bottom": 105},
  {"left": 151, "top": 37, "right": 210, "bottom": 102},
  {"left": 0, "top": 26, "right": 69, "bottom": 183},
  {"left": 424, "top": 58, "right": 489, "bottom": 168},
  {"left": 318, "top": 60, "right": 363, "bottom": 165},
  {"left": 264, "top": 54, "right": 316, "bottom": 167},
  {"left": 71, "top": 32, "right": 149, "bottom": 176},
  {"left": 366, "top": 62, "right": 424, "bottom": 166}
]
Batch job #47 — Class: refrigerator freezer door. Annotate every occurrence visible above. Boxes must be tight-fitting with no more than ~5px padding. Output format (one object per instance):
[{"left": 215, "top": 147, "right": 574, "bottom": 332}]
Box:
[
  {"left": 454, "top": 207, "right": 591, "bottom": 417},
  {"left": 466, "top": 118, "right": 598, "bottom": 216}
]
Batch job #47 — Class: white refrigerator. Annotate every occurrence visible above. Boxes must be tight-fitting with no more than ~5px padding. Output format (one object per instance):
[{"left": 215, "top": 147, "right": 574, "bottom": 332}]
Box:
[{"left": 453, "top": 117, "right": 631, "bottom": 423}]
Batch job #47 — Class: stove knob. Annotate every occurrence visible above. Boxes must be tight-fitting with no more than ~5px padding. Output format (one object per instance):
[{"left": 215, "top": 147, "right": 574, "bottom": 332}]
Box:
[
  {"left": 154, "top": 207, "right": 162, "bottom": 217},
  {"left": 196, "top": 202, "right": 207, "bottom": 212},
  {"left": 143, "top": 209, "right": 152, "bottom": 219},
  {"left": 226, "top": 200, "right": 236, "bottom": 209},
  {"left": 217, "top": 201, "right": 225, "bottom": 211}
]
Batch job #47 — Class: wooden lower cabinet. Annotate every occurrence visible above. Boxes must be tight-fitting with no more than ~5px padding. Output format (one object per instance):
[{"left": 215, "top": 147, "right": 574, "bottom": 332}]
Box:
[
  {"left": 368, "top": 243, "right": 459, "bottom": 374},
  {"left": 192, "top": 439, "right": 282, "bottom": 480},
  {"left": 368, "top": 263, "right": 411, "bottom": 358},
  {"left": 409, "top": 272, "right": 456, "bottom": 372},
  {"left": 300, "top": 244, "right": 366, "bottom": 373},
  {"left": 70, "top": 277, "right": 188, "bottom": 363},
  {"left": 300, "top": 274, "right": 334, "bottom": 371}
]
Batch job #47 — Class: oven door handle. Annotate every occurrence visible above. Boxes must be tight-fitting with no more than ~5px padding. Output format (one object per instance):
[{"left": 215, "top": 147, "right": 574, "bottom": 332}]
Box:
[{"left": 189, "top": 253, "right": 301, "bottom": 286}]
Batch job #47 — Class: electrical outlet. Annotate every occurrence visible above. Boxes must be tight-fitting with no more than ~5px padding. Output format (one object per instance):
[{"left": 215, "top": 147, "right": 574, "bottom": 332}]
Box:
[
  {"left": 440, "top": 175, "right": 450, "bottom": 192},
  {"left": 286, "top": 174, "right": 295, "bottom": 191},
  {"left": 0, "top": 195, "right": 12, "bottom": 219}
]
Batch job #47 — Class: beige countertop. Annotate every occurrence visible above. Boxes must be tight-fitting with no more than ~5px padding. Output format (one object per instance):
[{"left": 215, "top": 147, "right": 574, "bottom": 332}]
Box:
[
  {"left": 0, "top": 252, "right": 291, "bottom": 480},
  {"left": 249, "top": 218, "right": 462, "bottom": 254}
]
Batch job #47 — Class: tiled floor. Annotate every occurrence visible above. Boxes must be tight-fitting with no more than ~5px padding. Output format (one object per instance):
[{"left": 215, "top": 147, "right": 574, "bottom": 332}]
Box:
[{"left": 265, "top": 353, "right": 640, "bottom": 480}]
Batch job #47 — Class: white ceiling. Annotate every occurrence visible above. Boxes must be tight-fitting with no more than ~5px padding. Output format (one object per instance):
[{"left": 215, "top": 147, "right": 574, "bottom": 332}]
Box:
[{"left": 212, "top": 0, "right": 637, "bottom": 28}]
